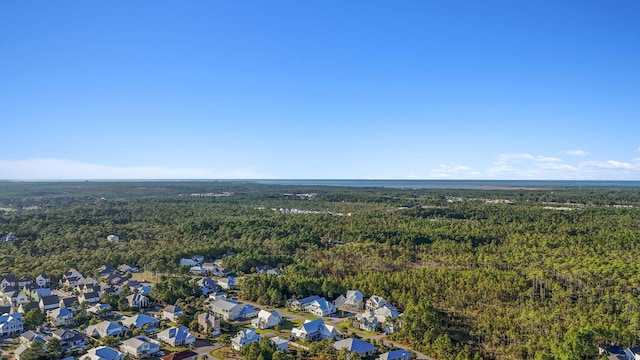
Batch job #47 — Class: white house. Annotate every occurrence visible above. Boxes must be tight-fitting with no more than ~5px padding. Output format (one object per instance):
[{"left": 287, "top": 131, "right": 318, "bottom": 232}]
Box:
[
  {"left": 126, "top": 293, "right": 150, "bottom": 309},
  {"left": 217, "top": 277, "right": 236, "bottom": 290},
  {"left": 270, "top": 337, "right": 289, "bottom": 352},
  {"left": 51, "top": 329, "right": 88, "bottom": 349},
  {"left": 81, "top": 346, "right": 125, "bottom": 360},
  {"left": 156, "top": 326, "right": 196, "bottom": 347},
  {"left": 209, "top": 299, "right": 244, "bottom": 321},
  {"left": 289, "top": 295, "right": 320, "bottom": 311},
  {"left": 251, "top": 310, "right": 281, "bottom": 329},
  {"left": 344, "top": 290, "right": 364, "bottom": 310},
  {"left": 39, "top": 295, "right": 60, "bottom": 312},
  {"left": 121, "top": 314, "right": 159, "bottom": 329},
  {"left": 197, "top": 278, "right": 219, "bottom": 296},
  {"left": 366, "top": 295, "right": 388, "bottom": 311},
  {"left": 106, "top": 235, "right": 120, "bottom": 243},
  {"left": 179, "top": 258, "right": 198, "bottom": 267},
  {"left": 291, "top": 318, "right": 338, "bottom": 342},
  {"left": 35, "top": 274, "right": 51, "bottom": 288},
  {"left": 85, "top": 321, "right": 127, "bottom": 338},
  {"left": 305, "top": 298, "right": 337, "bottom": 317},
  {"left": 161, "top": 305, "right": 183, "bottom": 322},
  {"left": 48, "top": 308, "right": 74, "bottom": 327},
  {"left": 0, "top": 313, "right": 23, "bottom": 337},
  {"left": 120, "top": 336, "right": 160, "bottom": 358},
  {"left": 79, "top": 291, "right": 100, "bottom": 305},
  {"left": 231, "top": 328, "right": 261, "bottom": 351}
]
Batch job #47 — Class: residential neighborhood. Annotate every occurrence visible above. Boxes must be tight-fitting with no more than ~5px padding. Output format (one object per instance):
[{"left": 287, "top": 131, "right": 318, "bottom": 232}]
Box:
[{"left": 1, "top": 260, "right": 419, "bottom": 360}]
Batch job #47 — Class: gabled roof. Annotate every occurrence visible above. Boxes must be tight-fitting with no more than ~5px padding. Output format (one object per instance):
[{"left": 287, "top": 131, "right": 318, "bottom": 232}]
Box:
[
  {"left": 60, "top": 296, "right": 78, "bottom": 307},
  {"left": 163, "top": 305, "right": 183, "bottom": 314},
  {"left": 211, "top": 299, "right": 239, "bottom": 311},
  {"left": 41, "top": 294, "right": 60, "bottom": 306},
  {"left": 333, "top": 338, "right": 377, "bottom": 354},
  {"left": 21, "top": 330, "right": 50, "bottom": 344},
  {"left": 292, "top": 295, "right": 320, "bottom": 305},
  {"left": 49, "top": 308, "right": 72, "bottom": 318},
  {"left": 378, "top": 349, "right": 412, "bottom": 360},
  {"left": 121, "top": 314, "right": 158, "bottom": 328}
]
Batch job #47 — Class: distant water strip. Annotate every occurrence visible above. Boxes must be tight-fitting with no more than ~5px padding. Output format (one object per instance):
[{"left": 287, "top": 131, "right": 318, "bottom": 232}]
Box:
[{"left": 252, "top": 180, "right": 640, "bottom": 190}]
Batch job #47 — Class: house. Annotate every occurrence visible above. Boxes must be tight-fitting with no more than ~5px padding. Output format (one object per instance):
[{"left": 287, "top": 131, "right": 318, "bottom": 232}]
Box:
[
  {"left": 126, "top": 293, "right": 150, "bottom": 309},
  {"left": 251, "top": 310, "right": 281, "bottom": 329},
  {"left": 82, "top": 278, "right": 100, "bottom": 289},
  {"left": 191, "top": 255, "right": 205, "bottom": 264},
  {"left": 333, "top": 338, "right": 378, "bottom": 358},
  {"left": 86, "top": 303, "right": 112, "bottom": 317},
  {"left": 61, "top": 268, "right": 85, "bottom": 288},
  {"left": 117, "top": 263, "right": 139, "bottom": 274},
  {"left": 161, "top": 350, "right": 198, "bottom": 360},
  {"left": 85, "top": 321, "right": 127, "bottom": 338},
  {"left": 48, "top": 308, "right": 74, "bottom": 326},
  {"left": 355, "top": 310, "right": 379, "bottom": 332},
  {"left": 334, "top": 294, "right": 347, "bottom": 308},
  {"left": 106, "top": 235, "right": 120, "bottom": 243},
  {"left": 59, "top": 296, "right": 80, "bottom": 312},
  {"left": 39, "top": 295, "right": 60, "bottom": 312},
  {"left": 289, "top": 295, "right": 320, "bottom": 311},
  {"left": 156, "top": 326, "right": 196, "bottom": 347},
  {"left": 79, "top": 291, "right": 100, "bottom": 305},
  {"left": 239, "top": 304, "right": 258, "bottom": 319},
  {"left": 305, "top": 298, "right": 337, "bottom": 317},
  {"left": 161, "top": 305, "right": 183, "bottom": 322},
  {"left": 121, "top": 314, "right": 159, "bottom": 330},
  {"left": 197, "top": 312, "right": 221, "bottom": 336},
  {"left": 97, "top": 265, "right": 116, "bottom": 277},
  {"left": 197, "top": 278, "right": 219, "bottom": 296},
  {"left": 255, "top": 265, "right": 282, "bottom": 276},
  {"left": 217, "top": 277, "right": 236, "bottom": 290},
  {"left": 0, "top": 275, "right": 17, "bottom": 290},
  {"left": 375, "top": 305, "right": 401, "bottom": 333},
  {"left": 344, "top": 290, "right": 364, "bottom": 310},
  {"left": 20, "top": 330, "right": 50, "bottom": 345},
  {"left": 120, "top": 336, "right": 161, "bottom": 358},
  {"left": 81, "top": 346, "right": 125, "bottom": 360},
  {"left": 231, "top": 328, "right": 261, "bottom": 350},
  {"left": 366, "top": 295, "right": 388, "bottom": 311},
  {"left": 51, "top": 329, "right": 88, "bottom": 349},
  {"left": 27, "top": 287, "right": 51, "bottom": 301},
  {"left": 209, "top": 299, "right": 243, "bottom": 321},
  {"left": 18, "top": 277, "right": 33, "bottom": 288},
  {"left": 179, "top": 258, "right": 198, "bottom": 267},
  {"left": 35, "top": 274, "right": 51, "bottom": 288},
  {"left": 189, "top": 266, "right": 206, "bottom": 275},
  {"left": 291, "top": 318, "right": 338, "bottom": 342},
  {"left": 377, "top": 349, "right": 412, "bottom": 360},
  {"left": 270, "top": 337, "right": 289, "bottom": 352},
  {"left": 3, "top": 290, "right": 30, "bottom": 306},
  {"left": 0, "top": 312, "right": 23, "bottom": 337}
]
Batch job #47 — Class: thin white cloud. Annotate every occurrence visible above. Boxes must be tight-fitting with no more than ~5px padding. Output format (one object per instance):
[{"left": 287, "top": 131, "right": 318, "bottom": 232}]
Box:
[
  {"left": 425, "top": 165, "right": 481, "bottom": 179},
  {"left": 0, "top": 158, "right": 271, "bottom": 179},
  {"left": 580, "top": 160, "right": 636, "bottom": 170},
  {"left": 565, "top": 149, "right": 589, "bottom": 156}
]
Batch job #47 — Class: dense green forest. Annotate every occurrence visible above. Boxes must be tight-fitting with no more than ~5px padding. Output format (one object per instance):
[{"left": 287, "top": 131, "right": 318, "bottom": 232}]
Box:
[{"left": 2, "top": 181, "right": 640, "bottom": 359}]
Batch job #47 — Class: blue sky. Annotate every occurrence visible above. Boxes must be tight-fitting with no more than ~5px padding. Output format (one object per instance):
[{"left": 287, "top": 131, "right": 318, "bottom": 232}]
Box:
[{"left": 1, "top": 1, "right": 639, "bottom": 180}]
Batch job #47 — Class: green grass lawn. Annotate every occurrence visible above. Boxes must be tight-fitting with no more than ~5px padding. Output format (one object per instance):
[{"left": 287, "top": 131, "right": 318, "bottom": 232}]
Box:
[{"left": 280, "top": 309, "right": 319, "bottom": 321}]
